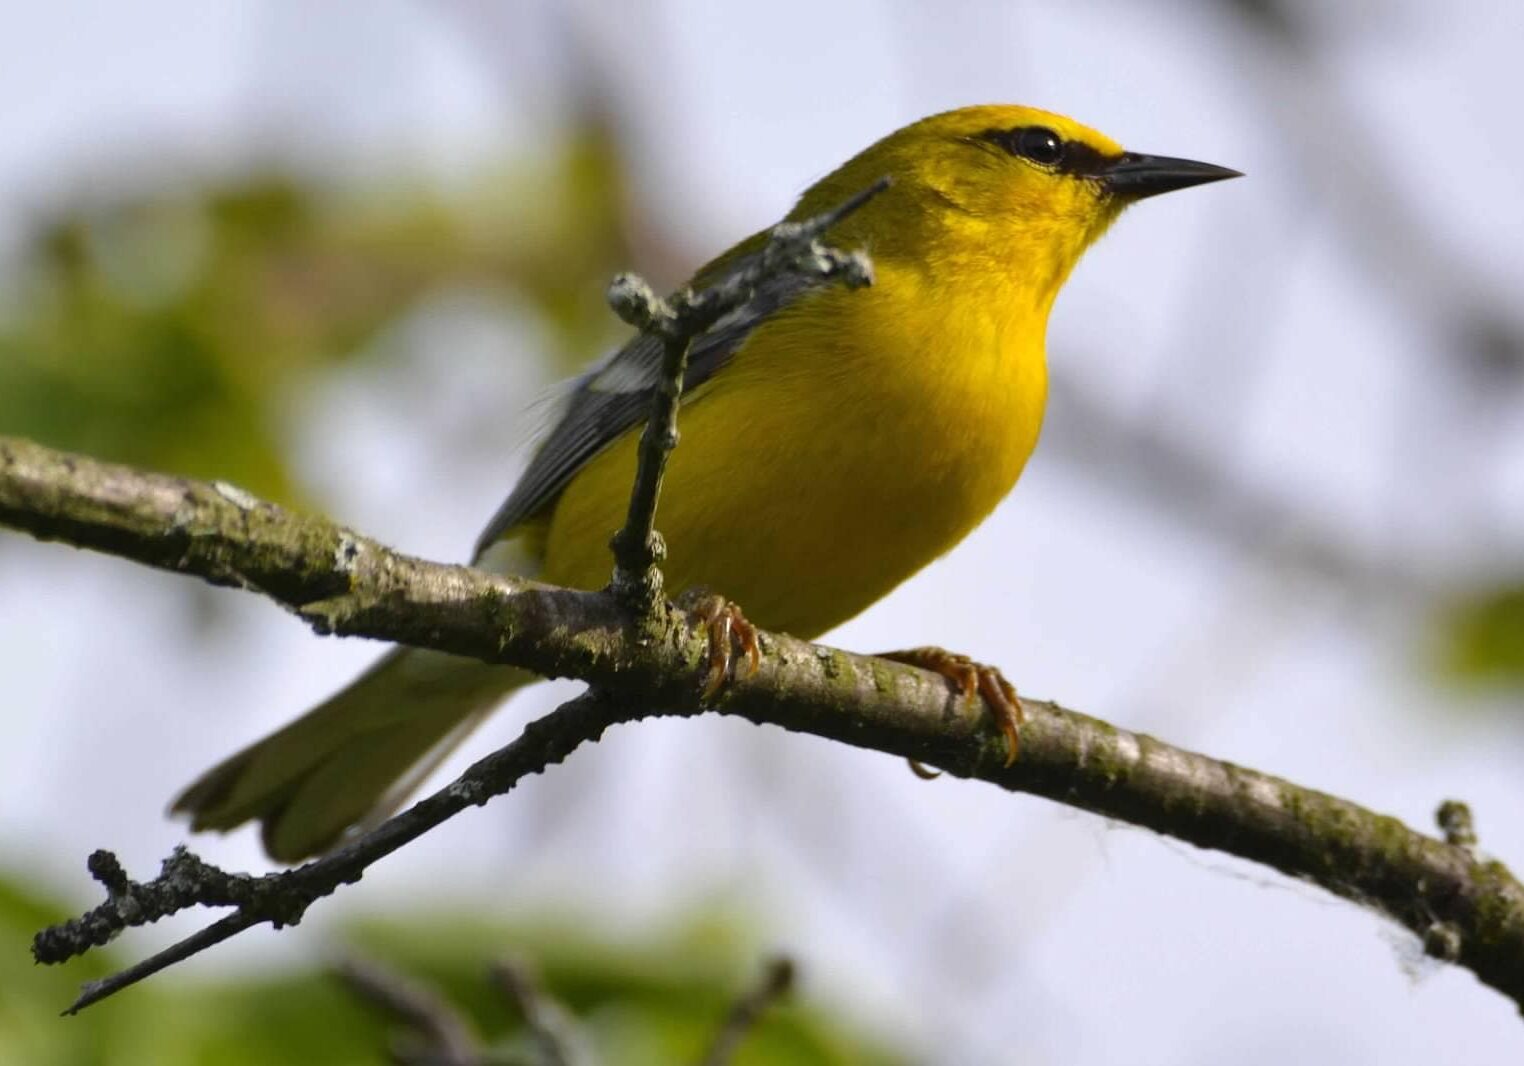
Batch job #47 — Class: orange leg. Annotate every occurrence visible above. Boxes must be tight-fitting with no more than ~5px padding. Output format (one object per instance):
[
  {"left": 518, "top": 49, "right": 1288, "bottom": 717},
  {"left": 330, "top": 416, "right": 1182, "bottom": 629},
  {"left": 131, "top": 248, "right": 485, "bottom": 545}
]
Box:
[
  {"left": 877, "top": 646, "right": 1023, "bottom": 767},
  {"left": 681, "top": 591, "right": 761, "bottom": 699}
]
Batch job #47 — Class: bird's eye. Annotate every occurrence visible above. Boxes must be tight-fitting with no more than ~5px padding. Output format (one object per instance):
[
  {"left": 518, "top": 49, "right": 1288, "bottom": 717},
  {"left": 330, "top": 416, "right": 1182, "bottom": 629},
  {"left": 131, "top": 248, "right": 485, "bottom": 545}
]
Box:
[{"left": 1014, "top": 127, "right": 1065, "bottom": 166}]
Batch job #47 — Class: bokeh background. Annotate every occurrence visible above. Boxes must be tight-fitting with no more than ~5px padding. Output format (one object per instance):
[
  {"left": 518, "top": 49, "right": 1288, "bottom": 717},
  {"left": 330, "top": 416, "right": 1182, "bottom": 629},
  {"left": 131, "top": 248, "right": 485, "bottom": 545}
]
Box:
[{"left": 4, "top": 1, "right": 1524, "bottom": 1062}]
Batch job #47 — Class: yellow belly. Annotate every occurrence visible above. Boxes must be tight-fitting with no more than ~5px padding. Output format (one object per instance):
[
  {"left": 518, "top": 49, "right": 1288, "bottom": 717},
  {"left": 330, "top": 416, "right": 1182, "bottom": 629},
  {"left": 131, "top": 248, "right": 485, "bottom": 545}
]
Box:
[{"left": 540, "top": 270, "right": 1048, "bottom": 639}]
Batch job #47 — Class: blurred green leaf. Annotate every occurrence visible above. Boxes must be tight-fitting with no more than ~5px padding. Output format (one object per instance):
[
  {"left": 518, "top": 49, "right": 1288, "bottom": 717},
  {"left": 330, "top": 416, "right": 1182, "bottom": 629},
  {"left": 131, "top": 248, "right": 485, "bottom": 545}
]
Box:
[{"left": 1439, "top": 583, "right": 1524, "bottom": 687}]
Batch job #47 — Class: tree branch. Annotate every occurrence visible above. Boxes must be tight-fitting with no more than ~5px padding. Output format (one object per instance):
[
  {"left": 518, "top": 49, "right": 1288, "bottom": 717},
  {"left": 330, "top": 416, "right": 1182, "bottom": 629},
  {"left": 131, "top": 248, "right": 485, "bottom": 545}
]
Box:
[
  {"left": 9, "top": 435, "right": 1524, "bottom": 1013},
  {"left": 6, "top": 431, "right": 1524, "bottom": 1012}
]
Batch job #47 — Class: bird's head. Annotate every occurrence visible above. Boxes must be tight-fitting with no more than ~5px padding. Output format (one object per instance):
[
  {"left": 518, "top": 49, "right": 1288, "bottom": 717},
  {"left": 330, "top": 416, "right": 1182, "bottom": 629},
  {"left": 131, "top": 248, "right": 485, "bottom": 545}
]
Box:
[{"left": 797, "top": 104, "right": 1240, "bottom": 308}]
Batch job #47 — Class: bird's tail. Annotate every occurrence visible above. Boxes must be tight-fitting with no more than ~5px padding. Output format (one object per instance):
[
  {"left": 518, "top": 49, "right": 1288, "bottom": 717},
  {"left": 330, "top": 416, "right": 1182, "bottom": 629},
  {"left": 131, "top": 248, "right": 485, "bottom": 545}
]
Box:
[{"left": 172, "top": 647, "right": 532, "bottom": 862}]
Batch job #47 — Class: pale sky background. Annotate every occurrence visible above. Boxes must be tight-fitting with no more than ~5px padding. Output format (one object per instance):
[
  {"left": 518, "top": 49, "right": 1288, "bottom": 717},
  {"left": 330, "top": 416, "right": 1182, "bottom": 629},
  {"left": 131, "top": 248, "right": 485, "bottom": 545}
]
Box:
[{"left": 3, "top": 2, "right": 1524, "bottom": 1063}]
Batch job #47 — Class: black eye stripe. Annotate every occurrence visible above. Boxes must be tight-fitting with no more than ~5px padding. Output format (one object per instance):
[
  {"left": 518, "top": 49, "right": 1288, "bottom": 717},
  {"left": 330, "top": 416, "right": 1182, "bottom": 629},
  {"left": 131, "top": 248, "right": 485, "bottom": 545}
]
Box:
[{"left": 974, "top": 126, "right": 1119, "bottom": 179}]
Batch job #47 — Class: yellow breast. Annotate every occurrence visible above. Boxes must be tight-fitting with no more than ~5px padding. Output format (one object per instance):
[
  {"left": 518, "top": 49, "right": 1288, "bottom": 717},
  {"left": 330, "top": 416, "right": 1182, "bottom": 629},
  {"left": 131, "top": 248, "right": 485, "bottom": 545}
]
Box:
[{"left": 540, "top": 261, "right": 1049, "bottom": 639}]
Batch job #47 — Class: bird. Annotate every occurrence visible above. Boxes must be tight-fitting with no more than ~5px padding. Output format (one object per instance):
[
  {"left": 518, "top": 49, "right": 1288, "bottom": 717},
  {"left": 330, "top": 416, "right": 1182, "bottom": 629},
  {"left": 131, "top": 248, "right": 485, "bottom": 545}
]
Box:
[{"left": 173, "top": 104, "right": 1239, "bottom": 861}]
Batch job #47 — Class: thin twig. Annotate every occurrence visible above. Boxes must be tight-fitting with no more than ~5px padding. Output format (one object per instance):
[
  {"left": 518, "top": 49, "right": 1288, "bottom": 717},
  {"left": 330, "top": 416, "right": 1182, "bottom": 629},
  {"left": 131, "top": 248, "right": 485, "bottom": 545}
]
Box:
[
  {"left": 491, "top": 957, "right": 588, "bottom": 1066},
  {"left": 335, "top": 957, "right": 482, "bottom": 1066},
  {"left": 64, "top": 912, "right": 259, "bottom": 1016},
  {"left": 695, "top": 957, "right": 795, "bottom": 1066},
  {"left": 40, "top": 692, "right": 628, "bottom": 1013},
  {"left": 605, "top": 178, "right": 884, "bottom": 608}
]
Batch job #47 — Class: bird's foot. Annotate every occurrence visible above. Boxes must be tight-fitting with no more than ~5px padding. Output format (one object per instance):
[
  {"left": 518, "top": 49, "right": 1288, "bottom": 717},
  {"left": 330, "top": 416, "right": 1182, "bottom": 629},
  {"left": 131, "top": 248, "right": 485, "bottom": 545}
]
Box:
[
  {"left": 679, "top": 590, "right": 761, "bottom": 699},
  {"left": 877, "top": 646, "right": 1023, "bottom": 767}
]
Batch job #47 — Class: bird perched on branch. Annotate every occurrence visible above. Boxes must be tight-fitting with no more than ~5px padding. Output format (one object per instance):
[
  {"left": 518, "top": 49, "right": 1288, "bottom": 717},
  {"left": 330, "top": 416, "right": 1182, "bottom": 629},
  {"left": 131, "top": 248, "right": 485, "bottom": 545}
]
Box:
[{"left": 174, "top": 104, "right": 1239, "bottom": 861}]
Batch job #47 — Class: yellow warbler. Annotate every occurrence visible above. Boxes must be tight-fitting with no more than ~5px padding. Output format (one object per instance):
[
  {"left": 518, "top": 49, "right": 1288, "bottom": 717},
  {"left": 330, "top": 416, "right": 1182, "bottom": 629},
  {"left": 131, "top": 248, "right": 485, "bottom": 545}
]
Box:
[{"left": 175, "top": 105, "right": 1238, "bottom": 860}]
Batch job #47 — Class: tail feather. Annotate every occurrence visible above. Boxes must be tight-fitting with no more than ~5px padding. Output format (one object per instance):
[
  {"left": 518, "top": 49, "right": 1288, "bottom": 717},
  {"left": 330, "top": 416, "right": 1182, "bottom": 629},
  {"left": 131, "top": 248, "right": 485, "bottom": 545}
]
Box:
[{"left": 173, "top": 647, "right": 530, "bottom": 862}]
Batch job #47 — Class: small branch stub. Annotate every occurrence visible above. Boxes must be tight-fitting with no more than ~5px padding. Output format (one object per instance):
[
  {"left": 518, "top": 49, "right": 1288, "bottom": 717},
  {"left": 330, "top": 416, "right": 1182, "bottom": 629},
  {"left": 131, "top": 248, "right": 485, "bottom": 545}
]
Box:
[{"left": 1438, "top": 799, "right": 1478, "bottom": 851}]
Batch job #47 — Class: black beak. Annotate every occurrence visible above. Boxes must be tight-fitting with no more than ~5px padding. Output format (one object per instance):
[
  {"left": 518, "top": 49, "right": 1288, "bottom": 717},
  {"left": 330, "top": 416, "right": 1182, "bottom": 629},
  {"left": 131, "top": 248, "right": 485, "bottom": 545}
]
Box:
[{"left": 1103, "top": 153, "right": 1242, "bottom": 200}]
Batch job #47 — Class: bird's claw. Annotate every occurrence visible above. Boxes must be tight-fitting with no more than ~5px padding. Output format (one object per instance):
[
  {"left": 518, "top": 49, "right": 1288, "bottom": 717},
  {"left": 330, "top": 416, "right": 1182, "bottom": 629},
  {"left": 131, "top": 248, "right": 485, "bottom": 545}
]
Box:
[
  {"left": 878, "top": 646, "right": 1023, "bottom": 767},
  {"left": 681, "top": 591, "right": 761, "bottom": 700}
]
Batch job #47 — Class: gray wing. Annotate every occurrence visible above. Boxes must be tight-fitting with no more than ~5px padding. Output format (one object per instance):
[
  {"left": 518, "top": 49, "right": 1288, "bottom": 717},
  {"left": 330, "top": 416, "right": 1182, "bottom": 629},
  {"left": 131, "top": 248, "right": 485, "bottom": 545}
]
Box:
[{"left": 472, "top": 271, "right": 812, "bottom": 557}]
